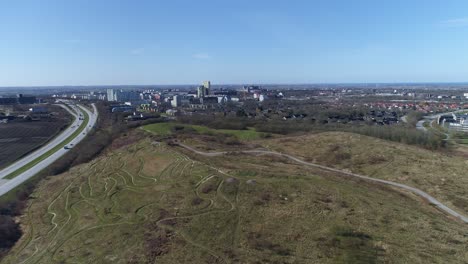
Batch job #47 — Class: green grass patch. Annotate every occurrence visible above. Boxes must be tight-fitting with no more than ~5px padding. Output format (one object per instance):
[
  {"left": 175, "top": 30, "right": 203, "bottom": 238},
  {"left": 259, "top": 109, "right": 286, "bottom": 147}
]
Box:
[
  {"left": 452, "top": 136, "right": 468, "bottom": 144},
  {"left": 142, "top": 122, "right": 270, "bottom": 140},
  {"left": 141, "top": 122, "right": 175, "bottom": 136},
  {"left": 449, "top": 130, "right": 468, "bottom": 144},
  {"left": 4, "top": 106, "right": 90, "bottom": 179}
]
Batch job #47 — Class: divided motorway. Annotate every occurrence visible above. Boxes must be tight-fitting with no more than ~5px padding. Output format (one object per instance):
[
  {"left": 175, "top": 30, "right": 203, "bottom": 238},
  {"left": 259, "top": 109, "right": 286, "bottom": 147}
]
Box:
[
  {"left": 415, "top": 112, "right": 444, "bottom": 133},
  {"left": 416, "top": 110, "right": 467, "bottom": 139},
  {"left": 0, "top": 102, "right": 98, "bottom": 197}
]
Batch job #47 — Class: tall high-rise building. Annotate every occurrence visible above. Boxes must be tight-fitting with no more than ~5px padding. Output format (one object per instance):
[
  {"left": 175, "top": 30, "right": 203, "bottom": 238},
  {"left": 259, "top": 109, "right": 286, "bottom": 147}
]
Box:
[
  {"left": 197, "top": 81, "right": 211, "bottom": 98},
  {"left": 171, "top": 95, "right": 181, "bottom": 107},
  {"left": 197, "top": 86, "right": 206, "bottom": 98},
  {"left": 203, "top": 81, "right": 211, "bottom": 96},
  {"left": 203, "top": 80, "right": 211, "bottom": 90},
  {"left": 106, "top": 89, "right": 117, "bottom": 101}
]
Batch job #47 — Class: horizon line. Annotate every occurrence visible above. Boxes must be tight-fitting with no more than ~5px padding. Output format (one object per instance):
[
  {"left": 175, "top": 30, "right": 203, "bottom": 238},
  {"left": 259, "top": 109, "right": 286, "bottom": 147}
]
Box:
[{"left": 3, "top": 81, "right": 468, "bottom": 88}]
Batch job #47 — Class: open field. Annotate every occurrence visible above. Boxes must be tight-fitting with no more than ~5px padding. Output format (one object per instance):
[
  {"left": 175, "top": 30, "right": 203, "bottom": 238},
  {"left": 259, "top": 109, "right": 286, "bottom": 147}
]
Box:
[
  {"left": 0, "top": 123, "right": 65, "bottom": 169},
  {"left": 3, "top": 106, "right": 89, "bottom": 180},
  {"left": 2, "top": 134, "right": 467, "bottom": 263},
  {"left": 142, "top": 122, "right": 270, "bottom": 140},
  {"left": 258, "top": 131, "right": 468, "bottom": 217},
  {"left": 0, "top": 109, "right": 70, "bottom": 169}
]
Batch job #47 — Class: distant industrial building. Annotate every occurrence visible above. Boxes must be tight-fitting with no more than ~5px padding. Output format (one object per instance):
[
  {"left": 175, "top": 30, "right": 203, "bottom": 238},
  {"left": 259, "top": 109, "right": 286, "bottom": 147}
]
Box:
[
  {"left": 171, "top": 94, "right": 198, "bottom": 108},
  {"left": 440, "top": 113, "right": 468, "bottom": 132},
  {"left": 241, "top": 85, "right": 260, "bottom": 93},
  {"left": 217, "top": 95, "right": 229, "bottom": 104},
  {"left": 29, "top": 107, "right": 48, "bottom": 113},
  {"left": 0, "top": 97, "right": 17, "bottom": 105},
  {"left": 200, "top": 97, "right": 218, "bottom": 105},
  {"left": 17, "top": 94, "right": 36, "bottom": 104},
  {"left": 119, "top": 91, "right": 141, "bottom": 103},
  {"left": 0, "top": 94, "right": 36, "bottom": 105},
  {"left": 111, "top": 105, "right": 135, "bottom": 113},
  {"left": 189, "top": 96, "right": 219, "bottom": 109},
  {"left": 71, "top": 92, "right": 106, "bottom": 100},
  {"left": 107, "top": 89, "right": 142, "bottom": 104},
  {"left": 165, "top": 109, "right": 179, "bottom": 116}
]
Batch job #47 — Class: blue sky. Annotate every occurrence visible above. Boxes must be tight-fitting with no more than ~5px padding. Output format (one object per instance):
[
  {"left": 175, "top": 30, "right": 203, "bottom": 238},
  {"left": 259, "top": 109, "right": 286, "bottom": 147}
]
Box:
[{"left": 1, "top": 0, "right": 468, "bottom": 86}]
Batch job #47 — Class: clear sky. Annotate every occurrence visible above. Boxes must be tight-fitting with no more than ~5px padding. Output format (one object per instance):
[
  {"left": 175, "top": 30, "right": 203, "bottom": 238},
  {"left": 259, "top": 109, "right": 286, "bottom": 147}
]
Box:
[{"left": 1, "top": 0, "right": 468, "bottom": 86}]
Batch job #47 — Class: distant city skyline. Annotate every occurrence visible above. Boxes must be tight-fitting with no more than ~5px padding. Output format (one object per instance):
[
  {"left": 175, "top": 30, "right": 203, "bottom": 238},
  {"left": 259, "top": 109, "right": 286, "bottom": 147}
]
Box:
[{"left": 2, "top": 0, "right": 468, "bottom": 86}]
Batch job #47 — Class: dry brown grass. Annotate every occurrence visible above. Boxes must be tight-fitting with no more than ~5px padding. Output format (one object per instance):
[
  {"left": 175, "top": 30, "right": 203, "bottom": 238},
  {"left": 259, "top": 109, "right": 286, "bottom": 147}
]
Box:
[
  {"left": 3, "top": 135, "right": 468, "bottom": 263},
  {"left": 257, "top": 131, "right": 468, "bottom": 216}
]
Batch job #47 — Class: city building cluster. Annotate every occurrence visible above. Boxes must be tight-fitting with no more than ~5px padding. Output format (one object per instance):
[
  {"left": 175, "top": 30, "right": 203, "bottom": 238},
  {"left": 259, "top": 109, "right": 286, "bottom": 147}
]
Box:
[
  {"left": 95, "top": 81, "right": 276, "bottom": 116},
  {"left": 33, "top": 82, "right": 468, "bottom": 126}
]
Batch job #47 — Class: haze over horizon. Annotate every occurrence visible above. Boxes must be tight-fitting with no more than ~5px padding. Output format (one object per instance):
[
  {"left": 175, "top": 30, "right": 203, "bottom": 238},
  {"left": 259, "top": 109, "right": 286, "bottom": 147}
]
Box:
[{"left": 2, "top": 0, "right": 468, "bottom": 86}]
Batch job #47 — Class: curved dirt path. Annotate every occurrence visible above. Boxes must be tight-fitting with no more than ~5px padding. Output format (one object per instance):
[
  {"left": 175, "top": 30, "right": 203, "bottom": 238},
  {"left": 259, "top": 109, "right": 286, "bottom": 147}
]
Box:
[{"left": 177, "top": 143, "right": 468, "bottom": 224}]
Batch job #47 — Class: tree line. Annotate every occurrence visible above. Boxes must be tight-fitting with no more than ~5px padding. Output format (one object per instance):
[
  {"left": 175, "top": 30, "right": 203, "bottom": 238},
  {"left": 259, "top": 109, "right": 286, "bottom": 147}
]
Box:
[{"left": 178, "top": 113, "right": 445, "bottom": 150}]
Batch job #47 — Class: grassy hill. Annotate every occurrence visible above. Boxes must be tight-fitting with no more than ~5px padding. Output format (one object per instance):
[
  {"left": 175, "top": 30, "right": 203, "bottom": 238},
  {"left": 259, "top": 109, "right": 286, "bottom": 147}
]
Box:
[
  {"left": 258, "top": 132, "right": 468, "bottom": 217},
  {"left": 2, "top": 131, "right": 468, "bottom": 263}
]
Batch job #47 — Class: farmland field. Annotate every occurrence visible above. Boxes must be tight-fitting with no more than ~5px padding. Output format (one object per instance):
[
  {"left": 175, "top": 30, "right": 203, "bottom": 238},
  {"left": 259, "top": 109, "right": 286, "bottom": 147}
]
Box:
[
  {"left": 2, "top": 132, "right": 467, "bottom": 263},
  {"left": 0, "top": 106, "right": 70, "bottom": 169}
]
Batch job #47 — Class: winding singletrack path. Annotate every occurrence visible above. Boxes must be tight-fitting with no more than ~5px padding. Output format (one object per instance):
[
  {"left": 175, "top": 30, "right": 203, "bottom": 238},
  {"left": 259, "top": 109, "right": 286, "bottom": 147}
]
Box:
[{"left": 177, "top": 142, "right": 468, "bottom": 224}]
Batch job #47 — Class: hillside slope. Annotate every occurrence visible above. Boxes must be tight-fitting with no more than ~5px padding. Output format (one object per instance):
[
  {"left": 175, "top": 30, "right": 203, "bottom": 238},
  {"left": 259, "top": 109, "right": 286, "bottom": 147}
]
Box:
[
  {"left": 2, "top": 134, "right": 467, "bottom": 263},
  {"left": 259, "top": 132, "right": 468, "bottom": 217}
]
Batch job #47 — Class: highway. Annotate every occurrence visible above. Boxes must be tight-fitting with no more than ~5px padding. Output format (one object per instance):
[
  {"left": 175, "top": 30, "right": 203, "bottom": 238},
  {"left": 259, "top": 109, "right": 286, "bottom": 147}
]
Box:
[
  {"left": 0, "top": 102, "right": 98, "bottom": 197},
  {"left": 415, "top": 110, "right": 468, "bottom": 140},
  {"left": 416, "top": 119, "right": 428, "bottom": 132},
  {"left": 416, "top": 112, "right": 445, "bottom": 133},
  {"left": 400, "top": 115, "right": 408, "bottom": 124},
  {"left": 415, "top": 110, "right": 468, "bottom": 133},
  {"left": 177, "top": 142, "right": 468, "bottom": 224}
]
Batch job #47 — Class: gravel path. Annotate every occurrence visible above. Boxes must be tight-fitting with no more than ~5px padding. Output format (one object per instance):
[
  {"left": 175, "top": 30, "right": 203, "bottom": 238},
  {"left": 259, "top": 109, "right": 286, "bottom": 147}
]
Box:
[{"left": 178, "top": 142, "right": 468, "bottom": 224}]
